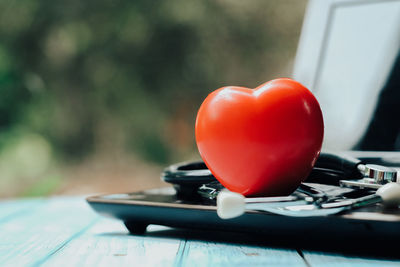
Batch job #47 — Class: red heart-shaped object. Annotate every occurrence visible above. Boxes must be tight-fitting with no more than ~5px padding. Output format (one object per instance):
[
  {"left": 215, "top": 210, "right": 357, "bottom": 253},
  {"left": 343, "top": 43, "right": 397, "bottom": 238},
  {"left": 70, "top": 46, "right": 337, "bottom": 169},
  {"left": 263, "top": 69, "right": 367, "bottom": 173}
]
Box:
[{"left": 195, "top": 78, "right": 324, "bottom": 196}]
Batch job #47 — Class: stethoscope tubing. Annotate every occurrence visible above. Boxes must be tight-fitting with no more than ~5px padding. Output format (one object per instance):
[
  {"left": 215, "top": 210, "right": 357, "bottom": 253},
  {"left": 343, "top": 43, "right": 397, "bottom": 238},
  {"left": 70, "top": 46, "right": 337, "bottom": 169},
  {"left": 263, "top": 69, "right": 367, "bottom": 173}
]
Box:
[{"left": 162, "top": 152, "right": 364, "bottom": 187}]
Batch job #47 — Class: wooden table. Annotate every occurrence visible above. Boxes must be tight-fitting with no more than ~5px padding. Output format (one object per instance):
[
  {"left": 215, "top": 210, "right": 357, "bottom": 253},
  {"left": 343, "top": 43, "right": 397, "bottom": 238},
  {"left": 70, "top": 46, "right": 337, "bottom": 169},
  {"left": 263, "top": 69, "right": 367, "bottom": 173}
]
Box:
[{"left": 1, "top": 197, "right": 400, "bottom": 266}]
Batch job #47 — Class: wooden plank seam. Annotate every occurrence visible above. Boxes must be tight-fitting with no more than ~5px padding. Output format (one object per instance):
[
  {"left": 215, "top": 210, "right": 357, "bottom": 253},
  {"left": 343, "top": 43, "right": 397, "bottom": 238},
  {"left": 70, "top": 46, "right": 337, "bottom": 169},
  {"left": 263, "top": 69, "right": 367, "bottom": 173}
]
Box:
[
  {"left": 296, "top": 248, "right": 311, "bottom": 267},
  {"left": 30, "top": 218, "right": 100, "bottom": 267},
  {"left": 173, "top": 238, "right": 188, "bottom": 267}
]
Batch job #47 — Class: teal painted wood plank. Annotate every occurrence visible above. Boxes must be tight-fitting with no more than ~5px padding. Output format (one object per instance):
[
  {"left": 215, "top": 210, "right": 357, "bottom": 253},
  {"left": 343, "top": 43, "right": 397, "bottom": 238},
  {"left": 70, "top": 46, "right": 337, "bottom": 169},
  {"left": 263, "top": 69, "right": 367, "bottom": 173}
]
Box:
[
  {"left": 0, "top": 199, "right": 44, "bottom": 222},
  {"left": 3, "top": 197, "right": 400, "bottom": 266},
  {"left": 303, "top": 251, "right": 400, "bottom": 267},
  {"left": 41, "top": 218, "right": 305, "bottom": 267},
  {"left": 177, "top": 240, "right": 307, "bottom": 267},
  {"left": 40, "top": 219, "right": 182, "bottom": 267},
  {"left": 0, "top": 197, "right": 98, "bottom": 267}
]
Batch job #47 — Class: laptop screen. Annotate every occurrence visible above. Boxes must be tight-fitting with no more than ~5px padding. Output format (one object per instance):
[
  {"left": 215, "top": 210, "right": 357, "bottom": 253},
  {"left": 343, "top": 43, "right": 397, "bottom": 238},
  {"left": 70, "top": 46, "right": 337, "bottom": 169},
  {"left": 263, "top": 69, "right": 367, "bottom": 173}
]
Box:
[{"left": 293, "top": 0, "right": 400, "bottom": 150}]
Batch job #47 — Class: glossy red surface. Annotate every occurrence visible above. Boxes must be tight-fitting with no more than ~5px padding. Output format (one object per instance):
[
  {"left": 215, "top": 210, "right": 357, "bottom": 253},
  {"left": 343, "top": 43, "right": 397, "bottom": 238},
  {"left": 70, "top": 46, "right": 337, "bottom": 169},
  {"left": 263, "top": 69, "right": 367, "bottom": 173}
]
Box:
[{"left": 195, "top": 78, "right": 324, "bottom": 196}]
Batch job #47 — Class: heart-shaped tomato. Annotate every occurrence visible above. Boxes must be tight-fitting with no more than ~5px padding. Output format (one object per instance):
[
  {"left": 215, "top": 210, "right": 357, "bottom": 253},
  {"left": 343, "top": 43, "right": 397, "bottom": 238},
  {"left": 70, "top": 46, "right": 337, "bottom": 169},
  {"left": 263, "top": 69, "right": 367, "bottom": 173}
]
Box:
[{"left": 195, "top": 78, "right": 324, "bottom": 196}]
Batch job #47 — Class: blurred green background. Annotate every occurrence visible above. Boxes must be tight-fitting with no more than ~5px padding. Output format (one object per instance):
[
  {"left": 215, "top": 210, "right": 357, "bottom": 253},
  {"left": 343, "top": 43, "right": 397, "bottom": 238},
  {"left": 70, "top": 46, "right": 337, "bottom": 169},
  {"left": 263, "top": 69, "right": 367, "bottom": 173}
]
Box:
[{"left": 0, "top": 0, "right": 307, "bottom": 197}]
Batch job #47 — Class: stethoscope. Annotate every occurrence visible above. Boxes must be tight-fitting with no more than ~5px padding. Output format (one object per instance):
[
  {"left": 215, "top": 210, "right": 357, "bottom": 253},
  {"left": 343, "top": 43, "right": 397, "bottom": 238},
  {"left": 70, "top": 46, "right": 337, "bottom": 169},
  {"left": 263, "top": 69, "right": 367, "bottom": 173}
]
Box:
[
  {"left": 162, "top": 152, "right": 398, "bottom": 206},
  {"left": 162, "top": 152, "right": 400, "bottom": 218}
]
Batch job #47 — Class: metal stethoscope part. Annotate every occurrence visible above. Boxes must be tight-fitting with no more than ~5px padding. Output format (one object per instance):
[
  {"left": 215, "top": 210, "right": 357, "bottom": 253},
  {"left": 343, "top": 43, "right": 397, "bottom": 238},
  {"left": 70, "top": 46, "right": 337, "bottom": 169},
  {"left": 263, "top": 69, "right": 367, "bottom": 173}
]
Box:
[
  {"left": 217, "top": 182, "right": 400, "bottom": 219},
  {"left": 340, "top": 163, "right": 398, "bottom": 189},
  {"left": 362, "top": 164, "right": 398, "bottom": 183}
]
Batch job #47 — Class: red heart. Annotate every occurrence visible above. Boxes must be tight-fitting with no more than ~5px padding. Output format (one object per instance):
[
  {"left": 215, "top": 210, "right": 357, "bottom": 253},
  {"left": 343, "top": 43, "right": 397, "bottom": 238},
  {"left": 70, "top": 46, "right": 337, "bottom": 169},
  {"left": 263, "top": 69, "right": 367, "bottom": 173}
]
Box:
[{"left": 195, "top": 78, "right": 324, "bottom": 196}]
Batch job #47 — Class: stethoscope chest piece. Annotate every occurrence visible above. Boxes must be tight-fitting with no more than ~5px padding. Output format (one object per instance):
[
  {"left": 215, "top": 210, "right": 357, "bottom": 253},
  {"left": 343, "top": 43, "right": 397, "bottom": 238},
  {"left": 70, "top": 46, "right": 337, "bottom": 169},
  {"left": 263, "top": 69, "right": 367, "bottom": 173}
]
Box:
[
  {"left": 364, "top": 164, "right": 397, "bottom": 184},
  {"left": 340, "top": 164, "right": 398, "bottom": 189}
]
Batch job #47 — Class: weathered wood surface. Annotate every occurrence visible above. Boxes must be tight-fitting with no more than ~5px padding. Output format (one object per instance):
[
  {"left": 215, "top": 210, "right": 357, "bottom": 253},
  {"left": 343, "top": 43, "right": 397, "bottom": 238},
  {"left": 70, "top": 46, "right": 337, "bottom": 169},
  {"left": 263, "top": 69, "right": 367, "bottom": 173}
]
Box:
[{"left": 0, "top": 197, "right": 399, "bottom": 267}]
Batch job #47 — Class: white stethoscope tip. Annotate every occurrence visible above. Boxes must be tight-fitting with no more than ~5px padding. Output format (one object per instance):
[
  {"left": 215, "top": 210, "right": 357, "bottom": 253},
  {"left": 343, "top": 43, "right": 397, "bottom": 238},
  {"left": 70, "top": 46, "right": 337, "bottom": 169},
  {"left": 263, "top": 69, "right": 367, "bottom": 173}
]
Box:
[
  {"left": 216, "top": 190, "right": 246, "bottom": 219},
  {"left": 376, "top": 182, "right": 400, "bottom": 207}
]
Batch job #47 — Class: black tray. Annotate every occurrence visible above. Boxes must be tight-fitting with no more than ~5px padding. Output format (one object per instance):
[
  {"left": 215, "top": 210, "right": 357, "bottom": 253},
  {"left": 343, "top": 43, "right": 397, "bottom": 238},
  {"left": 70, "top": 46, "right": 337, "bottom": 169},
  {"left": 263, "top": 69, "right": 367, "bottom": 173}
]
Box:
[{"left": 87, "top": 186, "right": 400, "bottom": 242}]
